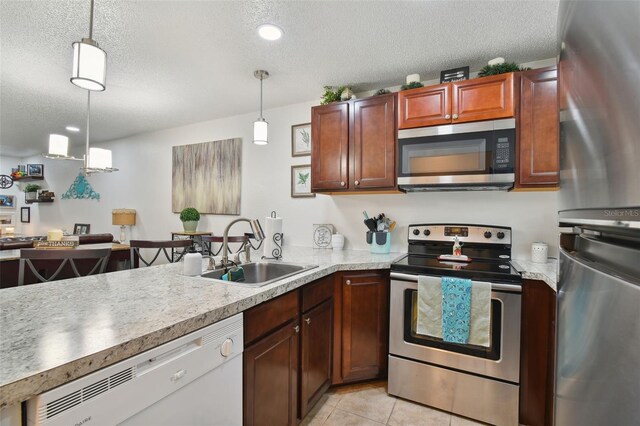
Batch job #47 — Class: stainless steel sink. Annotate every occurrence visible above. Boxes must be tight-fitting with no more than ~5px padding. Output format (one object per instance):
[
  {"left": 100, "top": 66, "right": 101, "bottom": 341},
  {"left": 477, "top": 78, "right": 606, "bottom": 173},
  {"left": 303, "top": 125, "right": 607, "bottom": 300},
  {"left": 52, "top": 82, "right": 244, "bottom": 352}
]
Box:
[{"left": 200, "top": 261, "right": 318, "bottom": 287}]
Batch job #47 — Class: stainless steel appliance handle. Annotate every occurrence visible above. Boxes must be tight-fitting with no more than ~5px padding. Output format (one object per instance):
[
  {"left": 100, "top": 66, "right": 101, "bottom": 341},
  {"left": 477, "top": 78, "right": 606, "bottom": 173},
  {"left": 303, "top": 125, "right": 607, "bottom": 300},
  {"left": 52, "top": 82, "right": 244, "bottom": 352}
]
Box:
[{"left": 390, "top": 272, "right": 521, "bottom": 293}]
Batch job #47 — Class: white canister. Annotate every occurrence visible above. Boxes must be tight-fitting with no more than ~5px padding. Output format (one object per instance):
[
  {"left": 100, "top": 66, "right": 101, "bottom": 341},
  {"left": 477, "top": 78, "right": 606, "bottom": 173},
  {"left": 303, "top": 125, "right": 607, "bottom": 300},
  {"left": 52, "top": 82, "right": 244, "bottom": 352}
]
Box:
[
  {"left": 531, "top": 242, "right": 548, "bottom": 264},
  {"left": 47, "top": 229, "right": 63, "bottom": 241},
  {"left": 331, "top": 233, "right": 345, "bottom": 250},
  {"left": 183, "top": 252, "right": 203, "bottom": 276}
]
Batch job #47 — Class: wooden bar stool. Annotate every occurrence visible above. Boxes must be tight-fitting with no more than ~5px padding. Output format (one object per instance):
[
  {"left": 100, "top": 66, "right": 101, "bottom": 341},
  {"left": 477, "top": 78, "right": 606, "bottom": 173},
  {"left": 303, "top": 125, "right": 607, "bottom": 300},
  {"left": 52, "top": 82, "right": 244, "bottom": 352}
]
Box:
[
  {"left": 201, "top": 235, "right": 248, "bottom": 257},
  {"left": 129, "top": 240, "right": 192, "bottom": 267},
  {"left": 18, "top": 248, "right": 112, "bottom": 285}
]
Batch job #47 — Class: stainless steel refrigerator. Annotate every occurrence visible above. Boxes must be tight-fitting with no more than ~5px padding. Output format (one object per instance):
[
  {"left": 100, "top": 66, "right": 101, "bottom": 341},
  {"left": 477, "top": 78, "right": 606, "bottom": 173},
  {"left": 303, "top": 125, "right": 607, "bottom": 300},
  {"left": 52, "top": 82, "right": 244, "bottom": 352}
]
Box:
[{"left": 556, "top": 1, "right": 640, "bottom": 425}]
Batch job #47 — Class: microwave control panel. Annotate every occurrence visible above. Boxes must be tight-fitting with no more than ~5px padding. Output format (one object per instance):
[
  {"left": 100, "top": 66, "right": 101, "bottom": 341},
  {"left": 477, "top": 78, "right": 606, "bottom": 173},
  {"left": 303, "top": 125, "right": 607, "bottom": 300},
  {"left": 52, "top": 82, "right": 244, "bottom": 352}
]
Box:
[{"left": 494, "top": 137, "right": 511, "bottom": 169}]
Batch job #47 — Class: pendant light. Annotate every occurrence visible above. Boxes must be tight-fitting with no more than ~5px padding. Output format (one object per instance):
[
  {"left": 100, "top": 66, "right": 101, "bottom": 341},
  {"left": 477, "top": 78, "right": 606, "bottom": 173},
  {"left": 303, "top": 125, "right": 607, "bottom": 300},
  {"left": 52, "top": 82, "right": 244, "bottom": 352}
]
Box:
[
  {"left": 253, "top": 70, "right": 269, "bottom": 145},
  {"left": 71, "top": 0, "right": 107, "bottom": 91}
]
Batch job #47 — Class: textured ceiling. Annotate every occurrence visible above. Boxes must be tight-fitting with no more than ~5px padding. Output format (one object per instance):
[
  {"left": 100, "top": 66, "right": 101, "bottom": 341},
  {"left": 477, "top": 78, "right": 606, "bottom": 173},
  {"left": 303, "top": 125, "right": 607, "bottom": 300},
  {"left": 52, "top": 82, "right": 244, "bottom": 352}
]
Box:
[{"left": 0, "top": 0, "right": 559, "bottom": 157}]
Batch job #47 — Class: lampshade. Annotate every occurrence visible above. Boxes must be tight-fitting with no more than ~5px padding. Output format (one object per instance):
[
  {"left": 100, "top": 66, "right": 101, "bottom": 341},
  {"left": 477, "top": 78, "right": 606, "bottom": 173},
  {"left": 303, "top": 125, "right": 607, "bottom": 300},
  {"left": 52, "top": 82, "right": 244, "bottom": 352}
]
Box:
[
  {"left": 71, "top": 39, "right": 107, "bottom": 91},
  {"left": 88, "top": 147, "right": 112, "bottom": 169},
  {"left": 112, "top": 209, "right": 136, "bottom": 226},
  {"left": 253, "top": 119, "right": 268, "bottom": 145},
  {"left": 48, "top": 134, "right": 69, "bottom": 156}
]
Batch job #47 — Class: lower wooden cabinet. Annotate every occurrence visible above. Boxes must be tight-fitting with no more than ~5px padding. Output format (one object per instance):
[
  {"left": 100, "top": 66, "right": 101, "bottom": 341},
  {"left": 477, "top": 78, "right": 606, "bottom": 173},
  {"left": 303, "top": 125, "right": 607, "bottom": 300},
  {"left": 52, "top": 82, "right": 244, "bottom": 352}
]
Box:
[
  {"left": 243, "top": 276, "right": 334, "bottom": 425},
  {"left": 333, "top": 270, "right": 390, "bottom": 384},
  {"left": 244, "top": 319, "right": 299, "bottom": 426},
  {"left": 300, "top": 298, "right": 333, "bottom": 417},
  {"left": 520, "top": 279, "right": 556, "bottom": 426}
]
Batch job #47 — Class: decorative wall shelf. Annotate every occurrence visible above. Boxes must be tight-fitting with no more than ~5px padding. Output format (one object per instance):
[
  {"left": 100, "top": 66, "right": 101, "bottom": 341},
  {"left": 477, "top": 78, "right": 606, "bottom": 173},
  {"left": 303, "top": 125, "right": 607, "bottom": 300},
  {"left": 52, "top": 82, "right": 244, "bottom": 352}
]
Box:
[
  {"left": 13, "top": 176, "right": 44, "bottom": 182},
  {"left": 25, "top": 199, "right": 54, "bottom": 204}
]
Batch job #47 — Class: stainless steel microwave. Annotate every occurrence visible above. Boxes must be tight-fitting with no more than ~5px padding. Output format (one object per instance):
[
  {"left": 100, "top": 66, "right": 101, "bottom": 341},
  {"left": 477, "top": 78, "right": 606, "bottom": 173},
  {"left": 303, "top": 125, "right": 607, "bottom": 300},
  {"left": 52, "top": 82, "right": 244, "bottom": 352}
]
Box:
[{"left": 397, "top": 119, "right": 516, "bottom": 191}]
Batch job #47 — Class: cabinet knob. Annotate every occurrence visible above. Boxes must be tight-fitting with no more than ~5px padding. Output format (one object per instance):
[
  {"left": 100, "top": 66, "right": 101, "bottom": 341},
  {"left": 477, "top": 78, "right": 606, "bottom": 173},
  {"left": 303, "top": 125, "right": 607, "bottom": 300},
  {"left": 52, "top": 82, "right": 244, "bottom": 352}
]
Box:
[
  {"left": 452, "top": 114, "right": 459, "bottom": 120},
  {"left": 305, "top": 317, "right": 311, "bottom": 325},
  {"left": 340, "top": 181, "right": 345, "bottom": 187},
  {"left": 445, "top": 114, "right": 451, "bottom": 119},
  {"left": 346, "top": 279, "right": 351, "bottom": 285},
  {"left": 355, "top": 180, "right": 360, "bottom": 186},
  {"left": 294, "top": 325, "right": 300, "bottom": 333}
]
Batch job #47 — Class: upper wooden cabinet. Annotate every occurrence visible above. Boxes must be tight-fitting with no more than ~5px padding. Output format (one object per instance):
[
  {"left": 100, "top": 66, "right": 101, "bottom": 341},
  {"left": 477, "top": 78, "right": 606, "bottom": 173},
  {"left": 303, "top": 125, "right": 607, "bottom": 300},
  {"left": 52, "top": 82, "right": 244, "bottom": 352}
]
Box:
[
  {"left": 397, "top": 82, "right": 451, "bottom": 128},
  {"left": 398, "top": 73, "right": 515, "bottom": 129},
  {"left": 516, "top": 67, "right": 559, "bottom": 189},
  {"left": 311, "top": 93, "right": 397, "bottom": 193},
  {"left": 311, "top": 102, "right": 350, "bottom": 190}
]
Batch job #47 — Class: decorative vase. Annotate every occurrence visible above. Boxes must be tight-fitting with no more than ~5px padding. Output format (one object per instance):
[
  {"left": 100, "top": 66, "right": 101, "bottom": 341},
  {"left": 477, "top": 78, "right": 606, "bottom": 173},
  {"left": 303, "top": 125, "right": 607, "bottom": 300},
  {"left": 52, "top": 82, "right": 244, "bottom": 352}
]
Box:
[{"left": 183, "top": 221, "right": 198, "bottom": 232}]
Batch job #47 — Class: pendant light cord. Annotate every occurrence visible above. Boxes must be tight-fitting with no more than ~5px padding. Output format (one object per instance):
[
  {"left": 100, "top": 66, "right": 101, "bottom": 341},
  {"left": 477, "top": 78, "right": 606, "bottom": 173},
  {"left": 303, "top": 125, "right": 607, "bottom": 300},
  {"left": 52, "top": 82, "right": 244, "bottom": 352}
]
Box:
[
  {"left": 259, "top": 76, "right": 263, "bottom": 120},
  {"left": 88, "top": 0, "right": 95, "bottom": 39},
  {"left": 85, "top": 91, "right": 91, "bottom": 168}
]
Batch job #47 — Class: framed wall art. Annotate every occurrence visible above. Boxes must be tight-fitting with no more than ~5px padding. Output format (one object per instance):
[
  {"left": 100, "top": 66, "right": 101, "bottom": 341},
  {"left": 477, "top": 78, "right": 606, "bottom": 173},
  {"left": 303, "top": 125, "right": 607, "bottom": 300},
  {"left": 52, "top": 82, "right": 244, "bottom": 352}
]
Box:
[
  {"left": 291, "top": 123, "right": 312, "bottom": 157},
  {"left": 27, "top": 164, "right": 44, "bottom": 177},
  {"left": 0, "top": 195, "right": 16, "bottom": 209},
  {"left": 0, "top": 213, "right": 15, "bottom": 226},
  {"left": 291, "top": 165, "right": 315, "bottom": 198},
  {"left": 20, "top": 207, "right": 30, "bottom": 223},
  {"left": 73, "top": 223, "right": 91, "bottom": 235}
]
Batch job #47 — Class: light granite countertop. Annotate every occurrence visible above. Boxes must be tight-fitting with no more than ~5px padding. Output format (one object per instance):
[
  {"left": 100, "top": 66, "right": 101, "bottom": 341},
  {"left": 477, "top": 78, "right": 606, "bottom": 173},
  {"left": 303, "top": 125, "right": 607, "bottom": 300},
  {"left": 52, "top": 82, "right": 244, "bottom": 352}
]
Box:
[
  {"left": 0, "top": 247, "right": 402, "bottom": 408},
  {"left": 511, "top": 258, "right": 558, "bottom": 291}
]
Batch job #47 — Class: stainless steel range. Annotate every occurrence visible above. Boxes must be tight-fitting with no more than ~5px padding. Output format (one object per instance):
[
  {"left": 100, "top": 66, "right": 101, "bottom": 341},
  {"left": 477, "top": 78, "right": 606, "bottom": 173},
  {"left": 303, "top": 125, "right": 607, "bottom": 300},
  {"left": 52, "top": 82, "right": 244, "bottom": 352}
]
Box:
[{"left": 388, "top": 224, "right": 522, "bottom": 426}]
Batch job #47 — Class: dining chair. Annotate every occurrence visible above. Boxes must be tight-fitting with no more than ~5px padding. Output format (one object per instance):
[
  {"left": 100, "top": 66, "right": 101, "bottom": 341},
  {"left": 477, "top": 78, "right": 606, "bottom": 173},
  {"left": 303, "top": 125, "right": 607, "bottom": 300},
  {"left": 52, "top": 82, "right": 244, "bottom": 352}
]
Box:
[
  {"left": 18, "top": 248, "right": 112, "bottom": 285},
  {"left": 129, "top": 239, "right": 192, "bottom": 268},
  {"left": 201, "top": 235, "right": 249, "bottom": 257}
]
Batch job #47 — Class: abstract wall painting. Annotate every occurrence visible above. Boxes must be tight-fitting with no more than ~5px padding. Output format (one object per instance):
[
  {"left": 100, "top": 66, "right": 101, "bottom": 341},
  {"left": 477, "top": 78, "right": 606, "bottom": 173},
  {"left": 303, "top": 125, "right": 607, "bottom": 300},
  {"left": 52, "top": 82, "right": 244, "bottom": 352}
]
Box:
[{"left": 172, "top": 138, "right": 242, "bottom": 215}]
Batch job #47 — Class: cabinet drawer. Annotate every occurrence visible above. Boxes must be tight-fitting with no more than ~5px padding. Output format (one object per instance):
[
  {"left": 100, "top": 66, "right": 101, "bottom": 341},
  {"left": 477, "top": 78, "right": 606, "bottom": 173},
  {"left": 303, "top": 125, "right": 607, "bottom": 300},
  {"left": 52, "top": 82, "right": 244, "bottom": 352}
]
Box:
[
  {"left": 244, "top": 290, "right": 300, "bottom": 346},
  {"left": 302, "top": 275, "right": 334, "bottom": 312}
]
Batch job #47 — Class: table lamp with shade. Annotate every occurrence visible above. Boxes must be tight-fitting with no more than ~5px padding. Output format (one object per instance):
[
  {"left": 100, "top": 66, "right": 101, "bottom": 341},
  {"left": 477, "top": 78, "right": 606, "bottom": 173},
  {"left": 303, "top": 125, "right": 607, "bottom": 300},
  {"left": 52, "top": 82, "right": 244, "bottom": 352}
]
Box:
[{"left": 112, "top": 209, "right": 136, "bottom": 243}]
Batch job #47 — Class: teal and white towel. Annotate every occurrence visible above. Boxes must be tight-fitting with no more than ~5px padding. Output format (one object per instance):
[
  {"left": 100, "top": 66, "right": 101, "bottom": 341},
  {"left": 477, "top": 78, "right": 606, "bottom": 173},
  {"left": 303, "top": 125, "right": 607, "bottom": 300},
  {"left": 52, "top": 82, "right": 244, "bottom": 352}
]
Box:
[
  {"left": 416, "top": 275, "right": 491, "bottom": 347},
  {"left": 441, "top": 276, "right": 472, "bottom": 343}
]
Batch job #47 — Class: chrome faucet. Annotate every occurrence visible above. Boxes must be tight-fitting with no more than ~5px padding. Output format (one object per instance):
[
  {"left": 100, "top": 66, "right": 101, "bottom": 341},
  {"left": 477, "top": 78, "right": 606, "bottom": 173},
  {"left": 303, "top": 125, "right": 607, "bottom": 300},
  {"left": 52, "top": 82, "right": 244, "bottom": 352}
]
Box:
[{"left": 221, "top": 218, "right": 265, "bottom": 267}]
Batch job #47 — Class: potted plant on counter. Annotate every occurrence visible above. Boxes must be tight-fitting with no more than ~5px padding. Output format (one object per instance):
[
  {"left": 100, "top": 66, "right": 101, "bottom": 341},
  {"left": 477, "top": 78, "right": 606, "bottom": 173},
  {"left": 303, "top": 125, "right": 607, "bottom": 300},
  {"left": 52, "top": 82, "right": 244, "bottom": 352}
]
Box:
[
  {"left": 180, "top": 207, "right": 200, "bottom": 232},
  {"left": 24, "top": 184, "right": 41, "bottom": 202}
]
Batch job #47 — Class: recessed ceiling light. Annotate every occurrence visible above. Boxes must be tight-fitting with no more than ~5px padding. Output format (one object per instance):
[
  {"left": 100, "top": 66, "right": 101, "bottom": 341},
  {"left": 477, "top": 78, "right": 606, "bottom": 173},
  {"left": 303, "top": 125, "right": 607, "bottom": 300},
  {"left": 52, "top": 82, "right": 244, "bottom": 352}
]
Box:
[
  {"left": 66, "top": 126, "right": 80, "bottom": 132},
  {"left": 258, "top": 24, "right": 283, "bottom": 41}
]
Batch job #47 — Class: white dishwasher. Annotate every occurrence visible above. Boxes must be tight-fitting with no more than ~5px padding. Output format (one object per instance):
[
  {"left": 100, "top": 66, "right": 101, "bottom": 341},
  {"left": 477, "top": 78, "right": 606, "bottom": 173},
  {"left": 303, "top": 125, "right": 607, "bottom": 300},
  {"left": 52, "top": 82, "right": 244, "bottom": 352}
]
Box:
[{"left": 27, "top": 313, "right": 243, "bottom": 426}]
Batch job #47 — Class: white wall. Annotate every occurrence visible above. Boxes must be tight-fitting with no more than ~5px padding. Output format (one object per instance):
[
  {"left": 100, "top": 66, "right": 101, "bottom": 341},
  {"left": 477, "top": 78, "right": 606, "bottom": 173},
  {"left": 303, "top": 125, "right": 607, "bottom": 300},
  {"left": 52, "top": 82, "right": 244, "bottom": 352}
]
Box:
[{"left": 18, "top": 96, "right": 559, "bottom": 260}]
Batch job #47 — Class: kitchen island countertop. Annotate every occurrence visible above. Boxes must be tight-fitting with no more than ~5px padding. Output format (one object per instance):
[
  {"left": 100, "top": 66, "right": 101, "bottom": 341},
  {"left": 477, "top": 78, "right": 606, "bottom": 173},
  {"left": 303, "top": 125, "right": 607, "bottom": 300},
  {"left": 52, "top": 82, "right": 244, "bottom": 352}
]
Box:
[{"left": 0, "top": 247, "right": 402, "bottom": 408}]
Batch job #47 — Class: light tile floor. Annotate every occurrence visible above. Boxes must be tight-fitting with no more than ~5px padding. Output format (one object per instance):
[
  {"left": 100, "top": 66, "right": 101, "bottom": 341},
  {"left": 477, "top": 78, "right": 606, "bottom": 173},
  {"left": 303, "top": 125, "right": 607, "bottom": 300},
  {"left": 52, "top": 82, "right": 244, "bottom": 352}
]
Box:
[{"left": 301, "top": 381, "right": 486, "bottom": 426}]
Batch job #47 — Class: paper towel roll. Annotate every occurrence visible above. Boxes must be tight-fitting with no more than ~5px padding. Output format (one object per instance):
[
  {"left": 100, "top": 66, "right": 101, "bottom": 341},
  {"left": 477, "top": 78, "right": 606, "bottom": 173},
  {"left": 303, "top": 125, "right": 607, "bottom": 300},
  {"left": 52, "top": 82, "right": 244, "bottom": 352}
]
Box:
[{"left": 263, "top": 213, "right": 283, "bottom": 259}]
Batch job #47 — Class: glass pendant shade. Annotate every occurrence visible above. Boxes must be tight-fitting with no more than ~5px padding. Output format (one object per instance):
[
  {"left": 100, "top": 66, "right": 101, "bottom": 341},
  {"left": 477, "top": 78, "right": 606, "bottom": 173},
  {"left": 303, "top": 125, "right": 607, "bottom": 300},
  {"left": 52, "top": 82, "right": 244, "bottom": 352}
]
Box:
[
  {"left": 253, "top": 119, "right": 268, "bottom": 145},
  {"left": 48, "top": 134, "right": 69, "bottom": 156},
  {"left": 71, "top": 40, "right": 107, "bottom": 91},
  {"left": 88, "top": 147, "right": 112, "bottom": 169}
]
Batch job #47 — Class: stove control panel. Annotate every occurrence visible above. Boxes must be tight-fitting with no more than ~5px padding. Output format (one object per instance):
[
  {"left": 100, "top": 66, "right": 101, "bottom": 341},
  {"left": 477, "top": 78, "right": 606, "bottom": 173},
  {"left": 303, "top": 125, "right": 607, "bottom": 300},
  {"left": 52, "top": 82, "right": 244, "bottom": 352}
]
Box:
[{"left": 407, "top": 224, "right": 512, "bottom": 245}]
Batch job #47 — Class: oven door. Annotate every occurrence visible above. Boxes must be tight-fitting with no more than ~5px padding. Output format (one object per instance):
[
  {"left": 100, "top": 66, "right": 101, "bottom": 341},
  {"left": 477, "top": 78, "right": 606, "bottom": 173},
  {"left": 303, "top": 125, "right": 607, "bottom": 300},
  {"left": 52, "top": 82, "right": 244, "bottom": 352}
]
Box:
[{"left": 389, "top": 272, "right": 521, "bottom": 383}]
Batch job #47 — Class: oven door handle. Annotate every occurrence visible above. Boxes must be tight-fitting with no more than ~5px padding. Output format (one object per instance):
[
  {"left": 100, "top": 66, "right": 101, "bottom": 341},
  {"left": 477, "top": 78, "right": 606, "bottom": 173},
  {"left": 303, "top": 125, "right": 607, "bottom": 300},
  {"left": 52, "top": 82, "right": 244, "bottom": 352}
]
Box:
[{"left": 390, "top": 272, "right": 522, "bottom": 293}]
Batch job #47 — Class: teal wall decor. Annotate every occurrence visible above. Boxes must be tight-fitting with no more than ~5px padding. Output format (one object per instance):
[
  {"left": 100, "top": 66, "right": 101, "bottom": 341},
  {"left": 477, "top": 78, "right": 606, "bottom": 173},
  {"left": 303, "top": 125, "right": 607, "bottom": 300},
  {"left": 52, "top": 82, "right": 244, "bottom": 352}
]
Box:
[{"left": 62, "top": 173, "right": 100, "bottom": 200}]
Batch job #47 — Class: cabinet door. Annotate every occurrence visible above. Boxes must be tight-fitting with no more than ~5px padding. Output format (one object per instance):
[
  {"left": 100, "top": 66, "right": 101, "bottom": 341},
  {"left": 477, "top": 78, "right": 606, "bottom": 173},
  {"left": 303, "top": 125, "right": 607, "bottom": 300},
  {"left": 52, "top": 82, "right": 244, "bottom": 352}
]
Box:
[
  {"left": 300, "top": 299, "right": 333, "bottom": 417},
  {"left": 517, "top": 67, "right": 559, "bottom": 188},
  {"left": 397, "top": 83, "right": 452, "bottom": 129},
  {"left": 340, "top": 272, "right": 389, "bottom": 382},
  {"left": 452, "top": 73, "right": 515, "bottom": 123},
  {"left": 311, "top": 102, "right": 350, "bottom": 191},
  {"left": 352, "top": 94, "right": 397, "bottom": 189},
  {"left": 244, "top": 321, "right": 299, "bottom": 426}
]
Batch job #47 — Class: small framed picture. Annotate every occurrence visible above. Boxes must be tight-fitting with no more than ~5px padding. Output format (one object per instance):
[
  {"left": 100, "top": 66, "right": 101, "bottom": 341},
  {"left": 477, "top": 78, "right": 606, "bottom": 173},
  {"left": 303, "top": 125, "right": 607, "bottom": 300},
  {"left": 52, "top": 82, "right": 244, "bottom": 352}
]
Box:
[
  {"left": 20, "top": 207, "right": 30, "bottom": 223},
  {"left": 27, "top": 164, "right": 44, "bottom": 177},
  {"left": 0, "top": 195, "right": 16, "bottom": 209},
  {"left": 291, "top": 123, "right": 312, "bottom": 157},
  {"left": 440, "top": 66, "right": 470, "bottom": 83},
  {"left": 291, "top": 165, "right": 315, "bottom": 198},
  {"left": 74, "top": 223, "right": 91, "bottom": 235},
  {"left": 0, "top": 213, "right": 15, "bottom": 225},
  {"left": 18, "top": 165, "right": 26, "bottom": 174}
]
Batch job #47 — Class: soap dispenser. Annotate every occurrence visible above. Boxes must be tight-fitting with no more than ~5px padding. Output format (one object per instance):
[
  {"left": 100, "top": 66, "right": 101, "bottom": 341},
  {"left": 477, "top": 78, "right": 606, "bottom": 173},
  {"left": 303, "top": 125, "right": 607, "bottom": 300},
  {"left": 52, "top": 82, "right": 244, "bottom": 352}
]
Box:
[{"left": 183, "top": 247, "right": 203, "bottom": 276}]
